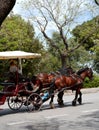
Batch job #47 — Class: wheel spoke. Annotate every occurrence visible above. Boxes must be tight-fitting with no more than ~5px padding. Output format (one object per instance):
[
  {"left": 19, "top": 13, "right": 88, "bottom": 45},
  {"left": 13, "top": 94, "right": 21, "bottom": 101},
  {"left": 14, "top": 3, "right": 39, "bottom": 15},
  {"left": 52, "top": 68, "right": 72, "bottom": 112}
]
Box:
[
  {"left": 8, "top": 96, "right": 23, "bottom": 110},
  {"left": 27, "top": 93, "right": 42, "bottom": 112}
]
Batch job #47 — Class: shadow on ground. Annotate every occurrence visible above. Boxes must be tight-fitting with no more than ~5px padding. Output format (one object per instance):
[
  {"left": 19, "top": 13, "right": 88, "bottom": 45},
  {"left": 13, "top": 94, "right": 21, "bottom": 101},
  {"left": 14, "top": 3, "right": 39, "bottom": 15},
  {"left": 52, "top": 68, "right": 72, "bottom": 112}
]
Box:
[{"left": 0, "top": 101, "right": 93, "bottom": 116}]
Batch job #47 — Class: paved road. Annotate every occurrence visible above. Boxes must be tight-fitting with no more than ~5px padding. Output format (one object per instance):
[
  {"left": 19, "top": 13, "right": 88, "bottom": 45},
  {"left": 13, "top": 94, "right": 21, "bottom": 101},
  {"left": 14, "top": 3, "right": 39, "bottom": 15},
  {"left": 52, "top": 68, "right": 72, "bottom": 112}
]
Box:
[{"left": 0, "top": 88, "right": 99, "bottom": 130}]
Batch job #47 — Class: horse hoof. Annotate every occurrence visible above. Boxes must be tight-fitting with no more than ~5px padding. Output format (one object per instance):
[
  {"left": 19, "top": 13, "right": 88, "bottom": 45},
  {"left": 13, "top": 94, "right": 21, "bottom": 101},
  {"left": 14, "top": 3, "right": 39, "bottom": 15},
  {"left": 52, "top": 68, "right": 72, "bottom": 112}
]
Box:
[
  {"left": 57, "top": 99, "right": 64, "bottom": 106},
  {"left": 50, "top": 103, "right": 55, "bottom": 109},
  {"left": 72, "top": 100, "right": 76, "bottom": 106},
  {"left": 77, "top": 98, "right": 82, "bottom": 105},
  {"left": 58, "top": 102, "right": 64, "bottom": 106}
]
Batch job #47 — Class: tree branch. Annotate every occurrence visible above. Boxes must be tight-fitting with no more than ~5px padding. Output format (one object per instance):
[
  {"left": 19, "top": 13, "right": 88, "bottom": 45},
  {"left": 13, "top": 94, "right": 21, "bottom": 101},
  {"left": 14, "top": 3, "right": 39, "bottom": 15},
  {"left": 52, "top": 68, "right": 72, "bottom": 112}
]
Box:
[
  {"left": 69, "top": 24, "right": 99, "bottom": 53},
  {"left": 41, "top": 30, "right": 61, "bottom": 54}
]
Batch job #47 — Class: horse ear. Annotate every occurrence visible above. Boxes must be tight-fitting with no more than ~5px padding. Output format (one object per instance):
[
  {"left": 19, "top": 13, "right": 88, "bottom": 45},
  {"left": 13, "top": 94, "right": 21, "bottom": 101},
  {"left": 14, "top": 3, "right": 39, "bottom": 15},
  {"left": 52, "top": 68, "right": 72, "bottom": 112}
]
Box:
[
  {"left": 84, "top": 65, "right": 88, "bottom": 69},
  {"left": 89, "top": 68, "right": 93, "bottom": 73}
]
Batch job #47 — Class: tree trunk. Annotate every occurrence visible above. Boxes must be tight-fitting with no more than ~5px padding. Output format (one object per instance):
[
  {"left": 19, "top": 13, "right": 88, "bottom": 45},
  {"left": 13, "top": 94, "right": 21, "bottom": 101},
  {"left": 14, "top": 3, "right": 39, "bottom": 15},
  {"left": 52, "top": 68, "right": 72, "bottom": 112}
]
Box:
[
  {"left": 60, "top": 54, "right": 68, "bottom": 68},
  {"left": 0, "top": 0, "right": 16, "bottom": 26}
]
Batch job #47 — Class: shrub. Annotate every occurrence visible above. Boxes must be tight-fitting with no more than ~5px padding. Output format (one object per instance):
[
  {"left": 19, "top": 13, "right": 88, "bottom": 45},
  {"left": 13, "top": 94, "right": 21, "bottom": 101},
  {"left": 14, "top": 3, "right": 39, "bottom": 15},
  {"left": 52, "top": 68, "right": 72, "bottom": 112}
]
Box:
[{"left": 83, "top": 75, "right": 99, "bottom": 88}]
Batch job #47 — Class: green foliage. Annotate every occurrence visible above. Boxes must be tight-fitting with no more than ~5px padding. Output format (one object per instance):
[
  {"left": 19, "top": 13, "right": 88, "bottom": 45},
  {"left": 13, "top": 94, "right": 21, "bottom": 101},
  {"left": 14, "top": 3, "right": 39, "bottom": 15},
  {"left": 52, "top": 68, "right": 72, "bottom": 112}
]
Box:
[
  {"left": 68, "top": 39, "right": 92, "bottom": 70},
  {"left": 94, "top": 46, "right": 99, "bottom": 73},
  {"left": 84, "top": 75, "right": 99, "bottom": 88},
  {"left": 0, "top": 14, "right": 44, "bottom": 76},
  {"left": 38, "top": 52, "right": 61, "bottom": 73},
  {"left": 47, "top": 32, "right": 63, "bottom": 58},
  {"left": 72, "top": 16, "right": 99, "bottom": 73},
  {"left": 0, "top": 14, "right": 34, "bottom": 51},
  {"left": 47, "top": 31, "right": 95, "bottom": 71},
  {"left": 72, "top": 16, "right": 99, "bottom": 51}
]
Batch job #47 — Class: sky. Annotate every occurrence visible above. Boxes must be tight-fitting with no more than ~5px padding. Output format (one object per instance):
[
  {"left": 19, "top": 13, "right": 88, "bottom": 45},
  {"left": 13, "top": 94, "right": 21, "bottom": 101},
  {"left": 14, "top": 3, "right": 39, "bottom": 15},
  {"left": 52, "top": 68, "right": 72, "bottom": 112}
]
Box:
[
  {"left": 12, "top": 0, "right": 99, "bottom": 37},
  {"left": 12, "top": 0, "right": 24, "bottom": 16}
]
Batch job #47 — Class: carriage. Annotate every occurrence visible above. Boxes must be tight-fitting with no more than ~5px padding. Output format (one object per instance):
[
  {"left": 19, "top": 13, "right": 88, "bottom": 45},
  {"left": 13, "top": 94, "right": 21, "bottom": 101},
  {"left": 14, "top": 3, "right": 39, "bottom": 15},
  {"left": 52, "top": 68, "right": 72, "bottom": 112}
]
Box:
[{"left": 0, "top": 50, "right": 44, "bottom": 111}]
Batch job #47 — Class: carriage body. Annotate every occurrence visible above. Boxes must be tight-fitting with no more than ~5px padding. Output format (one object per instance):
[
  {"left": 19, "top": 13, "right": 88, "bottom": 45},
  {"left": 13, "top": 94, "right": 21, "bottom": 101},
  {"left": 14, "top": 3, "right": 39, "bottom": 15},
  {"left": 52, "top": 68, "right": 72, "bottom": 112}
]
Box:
[
  {"left": 0, "top": 82, "right": 16, "bottom": 105},
  {"left": 0, "top": 79, "right": 51, "bottom": 111},
  {"left": 0, "top": 51, "right": 41, "bottom": 111}
]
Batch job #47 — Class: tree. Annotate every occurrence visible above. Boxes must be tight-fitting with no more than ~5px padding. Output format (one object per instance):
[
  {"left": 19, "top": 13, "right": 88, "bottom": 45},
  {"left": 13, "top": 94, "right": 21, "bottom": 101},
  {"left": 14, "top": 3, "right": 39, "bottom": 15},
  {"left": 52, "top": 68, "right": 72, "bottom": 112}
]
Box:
[
  {"left": 72, "top": 16, "right": 99, "bottom": 50},
  {"left": 0, "top": 14, "right": 44, "bottom": 76},
  {"left": 93, "top": 46, "right": 99, "bottom": 73},
  {"left": 0, "top": 0, "right": 16, "bottom": 26},
  {"left": 0, "top": 14, "right": 43, "bottom": 52},
  {"left": 23, "top": 0, "right": 98, "bottom": 68},
  {"left": 48, "top": 32, "right": 92, "bottom": 70},
  {"left": 72, "top": 16, "right": 99, "bottom": 73}
]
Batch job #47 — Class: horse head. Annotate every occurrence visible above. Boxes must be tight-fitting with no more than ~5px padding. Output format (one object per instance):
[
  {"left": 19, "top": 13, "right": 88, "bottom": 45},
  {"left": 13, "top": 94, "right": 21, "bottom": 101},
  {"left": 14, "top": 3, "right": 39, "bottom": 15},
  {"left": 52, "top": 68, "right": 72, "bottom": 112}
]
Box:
[
  {"left": 77, "top": 67, "right": 93, "bottom": 80},
  {"left": 86, "top": 67, "right": 93, "bottom": 80}
]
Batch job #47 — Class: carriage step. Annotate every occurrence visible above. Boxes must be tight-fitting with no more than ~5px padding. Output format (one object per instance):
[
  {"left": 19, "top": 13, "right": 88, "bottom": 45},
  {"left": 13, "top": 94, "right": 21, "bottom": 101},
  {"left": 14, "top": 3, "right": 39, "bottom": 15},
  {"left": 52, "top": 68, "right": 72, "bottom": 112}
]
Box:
[
  {"left": 0, "top": 82, "right": 15, "bottom": 86},
  {"left": 0, "top": 91, "right": 16, "bottom": 97},
  {"left": 0, "top": 92, "right": 14, "bottom": 95},
  {"left": 0, "top": 101, "right": 5, "bottom": 105}
]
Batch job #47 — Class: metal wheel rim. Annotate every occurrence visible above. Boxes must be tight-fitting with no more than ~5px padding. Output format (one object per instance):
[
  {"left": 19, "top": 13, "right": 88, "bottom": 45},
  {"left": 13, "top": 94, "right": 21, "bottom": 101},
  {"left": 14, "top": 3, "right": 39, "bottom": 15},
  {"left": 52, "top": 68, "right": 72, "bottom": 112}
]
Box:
[
  {"left": 7, "top": 96, "right": 23, "bottom": 110},
  {"left": 27, "top": 93, "right": 43, "bottom": 112}
]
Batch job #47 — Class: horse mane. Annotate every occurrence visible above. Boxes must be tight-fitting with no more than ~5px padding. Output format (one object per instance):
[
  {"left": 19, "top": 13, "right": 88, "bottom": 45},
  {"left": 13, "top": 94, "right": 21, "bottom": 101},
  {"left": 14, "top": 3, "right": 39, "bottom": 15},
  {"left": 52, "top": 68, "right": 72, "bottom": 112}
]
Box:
[
  {"left": 77, "top": 67, "right": 89, "bottom": 75},
  {"left": 58, "top": 66, "right": 74, "bottom": 75},
  {"left": 31, "top": 75, "right": 37, "bottom": 81}
]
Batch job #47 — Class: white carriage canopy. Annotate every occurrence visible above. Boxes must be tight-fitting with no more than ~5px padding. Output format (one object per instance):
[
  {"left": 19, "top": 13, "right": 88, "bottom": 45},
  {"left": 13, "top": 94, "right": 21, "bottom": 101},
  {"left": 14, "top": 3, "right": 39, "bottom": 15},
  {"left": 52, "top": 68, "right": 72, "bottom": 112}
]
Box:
[
  {"left": 0, "top": 51, "right": 41, "bottom": 59},
  {"left": 0, "top": 50, "right": 41, "bottom": 74}
]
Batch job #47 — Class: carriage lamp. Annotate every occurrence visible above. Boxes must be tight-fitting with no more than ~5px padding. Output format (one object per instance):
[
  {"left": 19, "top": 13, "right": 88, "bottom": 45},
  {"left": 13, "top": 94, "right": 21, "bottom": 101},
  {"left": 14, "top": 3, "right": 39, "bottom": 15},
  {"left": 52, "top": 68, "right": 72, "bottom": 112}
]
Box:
[{"left": 95, "top": 0, "right": 99, "bottom": 5}]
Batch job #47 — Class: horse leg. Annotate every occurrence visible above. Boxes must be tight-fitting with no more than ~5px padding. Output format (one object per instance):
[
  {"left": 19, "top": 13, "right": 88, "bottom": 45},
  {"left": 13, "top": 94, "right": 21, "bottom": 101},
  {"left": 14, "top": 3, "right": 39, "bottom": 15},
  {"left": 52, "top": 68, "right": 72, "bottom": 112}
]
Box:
[
  {"left": 72, "top": 89, "right": 79, "bottom": 106},
  {"left": 49, "top": 95, "right": 55, "bottom": 109},
  {"left": 77, "top": 91, "right": 82, "bottom": 105},
  {"left": 57, "top": 91, "right": 64, "bottom": 106}
]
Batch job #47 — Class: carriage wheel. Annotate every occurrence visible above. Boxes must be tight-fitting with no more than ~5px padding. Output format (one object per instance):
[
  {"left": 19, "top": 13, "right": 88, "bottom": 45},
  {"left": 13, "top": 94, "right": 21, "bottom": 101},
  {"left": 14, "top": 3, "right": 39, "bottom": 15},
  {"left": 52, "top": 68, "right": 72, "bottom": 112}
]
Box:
[
  {"left": 7, "top": 95, "right": 23, "bottom": 110},
  {"left": 27, "top": 93, "right": 43, "bottom": 112}
]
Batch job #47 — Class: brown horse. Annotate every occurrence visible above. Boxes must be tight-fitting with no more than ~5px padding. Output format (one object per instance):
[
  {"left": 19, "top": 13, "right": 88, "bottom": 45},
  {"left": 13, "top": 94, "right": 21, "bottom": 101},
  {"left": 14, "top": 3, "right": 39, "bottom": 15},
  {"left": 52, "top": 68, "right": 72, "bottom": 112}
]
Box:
[
  {"left": 34, "top": 66, "right": 74, "bottom": 87},
  {"left": 31, "top": 67, "right": 74, "bottom": 101},
  {"left": 31, "top": 67, "right": 93, "bottom": 108},
  {"left": 57, "top": 67, "right": 93, "bottom": 106}
]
